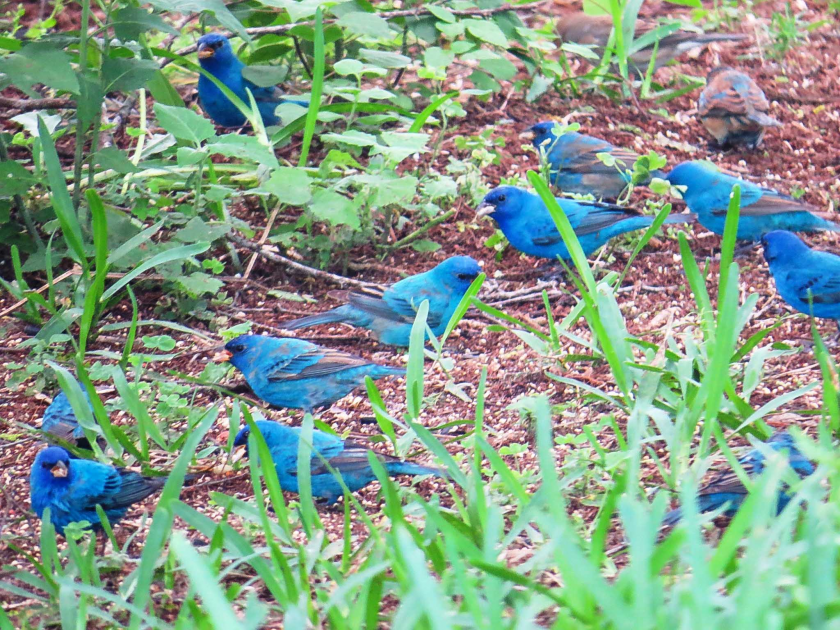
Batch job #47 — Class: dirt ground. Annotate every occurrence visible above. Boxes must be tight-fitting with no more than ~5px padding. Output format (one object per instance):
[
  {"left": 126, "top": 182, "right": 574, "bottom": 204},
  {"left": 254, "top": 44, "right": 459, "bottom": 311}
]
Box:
[{"left": 1, "top": 0, "right": 839, "bottom": 622}]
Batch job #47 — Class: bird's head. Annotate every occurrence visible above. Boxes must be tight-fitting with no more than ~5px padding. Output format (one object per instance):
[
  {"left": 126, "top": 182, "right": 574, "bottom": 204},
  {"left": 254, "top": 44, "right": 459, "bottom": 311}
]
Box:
[
  {"left": 34, "top": 446, "right": 71, "bottom": 482},
  {"left": 433, "top": 256, "right": 482, "bottom": 290},
  {"left": 523, "top": 121, "right": 561, "bottom": 152},
  {"left": 476, "top": 186, "right": 531, "bottom": 223},
  {"left": 233, "top": 425, "right": 251, "bottom": 454},
  {"left": 665, "top": 161, "right": 720, "bottom": 201},
  {"left": 233, "top": 421, "right": 289, "bottom": 457},
  {"left": 197, "top": 33, "right": 235, "bottom": 65},
  {"left": 761, "top": 230, "right": 809, "bottom": 266}
]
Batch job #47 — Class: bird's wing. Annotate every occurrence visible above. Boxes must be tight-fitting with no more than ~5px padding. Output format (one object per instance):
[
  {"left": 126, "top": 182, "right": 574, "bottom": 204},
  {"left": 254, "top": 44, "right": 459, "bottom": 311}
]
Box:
[
  {"left": 699, "top": 78, "right": 749, "bottom": 117},
  {"left": 573, "top": 202, "right": 643, "bottom": 236},
  {"left": 267, "top": 347, "right": 372, "bottom": 382},
  {"left": 97, "top": 470, "right": 166, "bottom": 511},
  {"left": 713, "top": 189, "right": 814, "bottom": 217},
  {"left": 349, "top": 279, "right": 445, "bottom": 329},
  {"left": 792, "top": 260, "right": 840, "bottom": 305},
  {"left": 307, "top": 441, "right": 399, "bottom": 476},
  {"left": 697, "top": 469, "right": 748, "bottom": 498},
  {"left": 67, "top": 462, "right": 124, "bottom": 508}
]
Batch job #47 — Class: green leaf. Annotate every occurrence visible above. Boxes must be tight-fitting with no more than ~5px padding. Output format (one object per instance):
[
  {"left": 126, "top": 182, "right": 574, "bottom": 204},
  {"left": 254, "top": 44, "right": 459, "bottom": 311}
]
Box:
[
  {"left": 479, "top": 57, "right": 517, "bottom": 81},
  {"left": 207, "top": 134, "right": 279, "bottom": 168},
  {"left": 260, "top": 167, "right": 312, "bottom": 205},
  {"left": 112, "top": 7, "right": 176, "bottom": 41},
  {"left": 321, "top": 130, "right": 378, "bottom": 147},
  {"left": 145, "top": 0, "right": 248, "bottom": 40},
  {"left": 337, "top": 12, "right": 393, "bottom": 39},
  {"left": 424, "top": 47, "right": 455, "bottom": 69},
  {"left": 0, "top": 44, "right": 79, "bottom": 94},
  {"left": 241, "top": 65, "right": 288, "bottom": 87},
  {"left": 153, "top": 103, "right": 216, "bottom": 144},
  {"left": 359, "top": 49, "right": 411, "bottom": 68},
  {"left": 141, "top": 334, "right": 176, "bottom": 351},
  {"left": 463, "top": 19, "right": 508, "bottom": 47},
  {"left": 0, "top": 161, "right": 38, "bottom": 196},
  {"left": 175, "top": 217, "right": 230, "bottom": 243},
  {"left": 101, "top": 242, "right": 210, "bottom": 301},
  {"left": 102, "top": 56, "right": 159, "bottom": 93},
  {"left": 175, "top": 272, "right": 225, "bottom": 297},
  {"left": 410, "top": 239, "right": 440, "bottom": 253},
  {"left": 308, "top": 190, "right": 359, "bottom": 229},
  {"left": 427, "top": 5, "right": 456, "bottom": 23},
  {"left": 95, "top": 146, "right": 139, "bottom": 173}
]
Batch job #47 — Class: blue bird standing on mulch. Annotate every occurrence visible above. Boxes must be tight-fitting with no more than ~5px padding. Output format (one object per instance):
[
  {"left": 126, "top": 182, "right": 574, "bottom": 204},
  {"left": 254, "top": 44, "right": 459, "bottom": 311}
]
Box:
[
  {"left": 526, "top": 122, "right": 661, "bottom": 199},
  {"left": 234, "top": 420, "right": 443, "bottom": 504},
  {"left": 283, "top": 256, "right": 481, "bottom": 347},
  {"left": 477, "top": 186, "right": 688, "bottom": 261},
  {"left": 29, "top": 446, "right": 169, "bottom": 535},
  {"left": 41, "top": 385, "right": 94, "bottom": 447},
  {"left": 219, "top": 335, "right": 404, "bottom": 412},
  {"left": 662, "top": 430, "right": 814, "bottom": 527},
  {"left": 666, "top": 161, "right": 839, "bottom": 241},
  {"left": 196, "top": 33, "right": 307, "bottom": 128}
]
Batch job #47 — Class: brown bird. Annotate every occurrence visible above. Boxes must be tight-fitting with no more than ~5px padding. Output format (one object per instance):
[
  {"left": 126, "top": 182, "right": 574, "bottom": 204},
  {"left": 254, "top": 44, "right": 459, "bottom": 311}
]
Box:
[
  {"left": 697, "top": 67, "right": 781, "bottom": 149},
  {"left": 556, "top": 13, "right": 747, "bottom": 75}
]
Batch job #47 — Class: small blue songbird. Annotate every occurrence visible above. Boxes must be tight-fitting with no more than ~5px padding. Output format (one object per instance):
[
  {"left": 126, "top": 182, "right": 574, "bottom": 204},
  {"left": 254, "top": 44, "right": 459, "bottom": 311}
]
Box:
[
  {"left": 41, "top": 385, "right": 94, "bottom": 446},
  {"left": 234, "top": 420, "right": 443, "bottom": 504},
  {"left": 29, "top": 446, "right": 168, "bottom": 535},
  {"left": 477, "top": 186, "right": 688, "bottom": 261},
  {"left": 762, "top": 230, "right": 840, "bottom": 329},
  {"left": 527, "top": 122, "right": 661, "bottom": 199},
  {"left": 698, "top": 67, "right": 781, "bottom": 149},
  {"left": 282, "top": 256, "right": 482, "bottom": 347},
  {"left": 666, "top": 161, "right": 840, "bottom": 241},
  {"left": 221, "top": 335, "right": 405, "bottom": 412},
  {"left": 196, "top": 33, "right": 307, "bottom": 128},
  {"left": 662, "top": 430, "right": 814, "bottom": 526}
]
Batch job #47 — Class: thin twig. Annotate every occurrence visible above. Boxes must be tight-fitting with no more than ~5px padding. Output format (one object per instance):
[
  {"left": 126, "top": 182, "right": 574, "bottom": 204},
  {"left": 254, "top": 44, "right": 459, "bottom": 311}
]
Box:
[
  {"left": 387, "top": 208, "right": 456, "bottom": 250},
  {"left": 0, "top": 96, "right": 75, "bottom": 112},
  {"left": 241, "top": 204, "right": 283, "bottom": 284},
  {"left": 162, "top": 1, "right": 547, "bottom": 68},
  {"left": 292, "top": 37, "right": 313, "bottom": 78},
  {"left": 227, "top": 233, "right": 378, "bottom": 290}
]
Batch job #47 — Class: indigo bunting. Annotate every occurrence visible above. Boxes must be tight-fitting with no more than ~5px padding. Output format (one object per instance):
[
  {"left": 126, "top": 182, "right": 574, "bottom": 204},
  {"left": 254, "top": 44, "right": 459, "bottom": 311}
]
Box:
[
  {"left": 196, "top": 33, "right": 307, "bottom": 128},
  {"left": 524, "top": 122, "right": 661, "bottom": 199},
  {"left": 29, "top": 446, "right": 168, "bottom": 535},
  {"left": 666, "top": 161, "right": 840, "bottom": 241},
  {"left": 476, "top": 186, "right": 688, "bottom": 261},
  {"left": 219, "top": 335, "right": 405, "bottom": 412},
  {"left": 698, "top": 67, "right": 781, "bottom": 149},
  {"left": 41, "top": 385, "right": 93, "bottom": 446},
  {"left": 662, "top": 430, "right": 814, "bottom": 526},
  {"left": 234, "top": 420, "right": 443, "bottom": 504},
  {"left": 556, "top": 13, "right": 746, "bottom": 75},
  {"left": 282, "top": 256, "right": 481, "bottom": 347},
  {"left": 762, "top": 230, "right": 840, "bottom": 330}
]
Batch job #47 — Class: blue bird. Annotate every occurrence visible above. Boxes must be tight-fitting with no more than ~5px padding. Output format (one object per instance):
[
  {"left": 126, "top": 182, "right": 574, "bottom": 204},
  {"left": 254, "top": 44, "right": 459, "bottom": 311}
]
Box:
[
  {"left": 29, "top": 446, "right": 168, "bottom": 535},
  {"left": 698, "top": 67, "right": 781, "bottom": 149},
  {"left": 662, "top": 430, "right": 814, "bottom": 526},
  {"left": 762, "top": 230, "right": 840, "bottom": 330},
  {"left": 196, "top": 33, "right": 307, "bottom": 128},
  {"left": 220, "top": 335, "right": 405, "bottom": 412},
  {"left": 476, "top": 186, "right": 688, "bottom": 261},
  {"left": 666, "top": 161, "right": 840, "bottom": 241},
  {"left": 282, "top": 256, "right": 482, "bottom": 347},
  {"left": 234, "top": 420, "right": 443, "bottom": 504},
  {"left": 41, "top": 385, "right": 94, "bottom": 446},
  {"left": 526, "top": 122, "right": 661, "bottom": 199}
]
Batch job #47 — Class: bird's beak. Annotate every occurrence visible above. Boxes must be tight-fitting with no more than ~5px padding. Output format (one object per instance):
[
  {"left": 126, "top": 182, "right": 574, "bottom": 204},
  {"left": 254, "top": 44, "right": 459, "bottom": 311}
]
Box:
[
  {"left": 519, "top": 129, "right": 535, "bottom": 140},
  {"left": 50, "top": 460, "right": 68, "bottom": 478},
  {"left": 197, "top": 45, "right": 215, "bottom": 59},
  {"left": 213, "top": 349, "right": 232, "bottom": 362},
  {"left": 476, "top": 203, "right": 496, "bottom": 219}
]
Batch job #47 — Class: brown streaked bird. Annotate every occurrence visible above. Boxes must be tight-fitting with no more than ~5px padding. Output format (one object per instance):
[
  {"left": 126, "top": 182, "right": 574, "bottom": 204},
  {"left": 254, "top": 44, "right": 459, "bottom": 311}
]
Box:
[
  {"left": 556, "top": 13, "right": 747, "bottom": 75},
  {"left": 697, "top": 67, "right": 781, "bottom": 149}
]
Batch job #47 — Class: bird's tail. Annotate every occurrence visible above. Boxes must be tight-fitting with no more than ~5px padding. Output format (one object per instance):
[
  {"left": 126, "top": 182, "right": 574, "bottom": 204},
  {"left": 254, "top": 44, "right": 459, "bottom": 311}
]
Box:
[
  {"left": 662, "top": 213, "right": 696, "bottom": 225},
  {"left": 661, "top": 507, "right": 682, "bottom": 527},
  {"left": 281, "top": 97, "right": 310, "bottom": 107},
  {"left": 388, "top": 461, "right": 448, "bottom": 478},
  {"left": 283, "top": 309, "right": 347, "bottom": 331},
  {"left": 747, "top": 111, "right": 782, "bottom": 128},
  {"left": 372, "top": 366, "right": 407, "bottom": 379},
  {"left": 689, "top": 33, "right": 748, "bottom": 44}
]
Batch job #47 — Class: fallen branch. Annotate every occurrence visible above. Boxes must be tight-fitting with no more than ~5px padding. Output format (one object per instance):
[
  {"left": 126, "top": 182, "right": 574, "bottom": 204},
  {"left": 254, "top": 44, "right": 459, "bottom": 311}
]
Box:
[
  {"left": 163, "top": 1, "right": 547, "bottom": 67},
  {"left": 0, "top": 96, "right": 75, "bottom": 112},
  {"left": 227, "top": 233, "right": 378, "bottom": 290}
]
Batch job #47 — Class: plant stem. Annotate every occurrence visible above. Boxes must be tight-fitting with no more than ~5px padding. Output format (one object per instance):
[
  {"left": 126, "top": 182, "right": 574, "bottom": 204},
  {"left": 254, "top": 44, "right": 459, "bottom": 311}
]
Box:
[
  {"left": 0, "top": 133, "right": 43, "bottom": 249},
  {"left": 72, "top": 0, "right": 92, "bottom": 216},
  {"left": 387, "top": 208, "right": 456, "bottom": 250}
]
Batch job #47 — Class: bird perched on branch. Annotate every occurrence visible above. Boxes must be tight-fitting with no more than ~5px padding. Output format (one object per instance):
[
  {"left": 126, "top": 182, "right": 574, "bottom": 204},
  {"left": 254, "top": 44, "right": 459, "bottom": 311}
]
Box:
[
  {"left": 556, "top": 13, "right": 746, "bottom": 75},
  {"left": 665, "top": 161, "right": 839, "bottom": 241},
  {"left": 196, "top": 33, "right": 307, "bottom": 128},
  {"left": 234, "top": 420, "right": 444, "bottom": 504},
  {"left": 477, "top": 186, "right": 688, "bottom": 261},
  {"left": 698, "top": 67, "right": 781, "bottom": 149},
  {"left": 524, "top": 122, "right": 661, "bottom": 199},
  {"left": 29, "top": 446, "right": 170, "bottom": 535},
  {"left": 662, "top": 430, "right": 814, "bottom": 527},
  {"left": 762, "top": 231, "right": 840, "bottom": 333},
  {"left": 41, "top": 384, "right": 94, "bottom": 447},
  {"left": 217, "top": 335, "right": 405, "bottom": 412},
  {"left": 282, "top": 256, "right": 481, "bottom": 347}
]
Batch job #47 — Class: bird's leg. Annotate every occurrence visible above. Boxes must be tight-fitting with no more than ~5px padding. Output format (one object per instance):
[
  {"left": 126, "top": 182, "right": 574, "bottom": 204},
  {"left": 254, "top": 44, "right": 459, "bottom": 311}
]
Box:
[{"left": 537, "top": 261, "right": 566, "bottom": 283}]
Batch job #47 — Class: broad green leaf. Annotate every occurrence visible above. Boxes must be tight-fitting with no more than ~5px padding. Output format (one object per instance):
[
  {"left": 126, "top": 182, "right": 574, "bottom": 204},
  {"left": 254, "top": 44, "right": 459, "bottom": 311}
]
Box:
[
  {"left": 102, "top": 56, "right": 159, "bottom": 93},
  {"left": 241, "top": 65, "right": 288, "bottom": 87},
  {"left": 153, "top": 103, "right": 216, "bottom": 144},
  {"left": 337, "top": 12, "right": 393, "bottom": 39},
  {"left": 0, "top": 44, "right": 79, "bottom": 94},
  {"left": 260, "top": 167, "right": 312, "bottom": 205},
  {"left": 308, "top": 190, "right": 359, "bottom": 229},
  {"left": 112, "top": 7, "right": 176, "bottom": 41},
  {"left": 463, "top": 19, "right": 508, "bottom": 47}
]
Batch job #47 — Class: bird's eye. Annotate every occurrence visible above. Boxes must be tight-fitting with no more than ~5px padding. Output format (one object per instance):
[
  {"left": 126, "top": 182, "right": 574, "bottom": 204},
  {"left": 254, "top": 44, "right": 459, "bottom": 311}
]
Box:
[
  {"left": 457, "top": 273, "right": 476, "bottom": 280},
  {"left": 498, "top": 194, "right": 506, "bottom": 202},
  {"left": 228, "top": 343, "right": 245, "bottom": 354},
  {"left": 42, "top": 462, "right": 52, "bottom": 469},
  {"left": 213, "top": 41, "right": 222, "bottom": 49}
]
